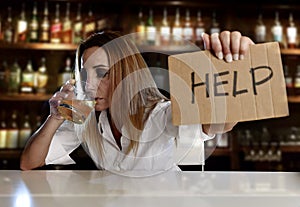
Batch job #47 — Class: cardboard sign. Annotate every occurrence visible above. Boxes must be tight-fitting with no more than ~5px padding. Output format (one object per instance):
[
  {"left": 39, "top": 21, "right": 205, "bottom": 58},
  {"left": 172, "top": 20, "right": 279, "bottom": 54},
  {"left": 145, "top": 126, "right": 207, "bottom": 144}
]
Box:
[{"left": 168, "top": 42, "right": 289, "bottom": 125}]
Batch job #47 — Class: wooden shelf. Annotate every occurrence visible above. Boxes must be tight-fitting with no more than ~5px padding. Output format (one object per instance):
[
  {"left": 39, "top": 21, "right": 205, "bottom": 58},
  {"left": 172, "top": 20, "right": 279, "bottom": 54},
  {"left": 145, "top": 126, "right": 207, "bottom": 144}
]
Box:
[
  {"left": 1, "top": 42, "right": 300, "bottom": 55},
  {"left": 281, "top": 146, "right": 300, "bottom": 153},
  {"left": 288, "top": 96, "right": 300, "bottom": 103},
  {"left": 138, "top": 44, "right": 200, "bottom": 54},
  {"left": 139, "top": 45, "right": 300, "bottom": 56},
  {"left": 208, "top": 148, "right": 231, "bottom": 156},
  {"left": 281, "top": 48, "right": 300, "bottom": 55},
  {"left": 0, "top": 149, "right": 22, "bottom": 159},
  {"left": 0, "top": 93, "right": 52, "bottom": 101},
  {"left": 0, "top": 42, "right": 77, "bottom": 51}
]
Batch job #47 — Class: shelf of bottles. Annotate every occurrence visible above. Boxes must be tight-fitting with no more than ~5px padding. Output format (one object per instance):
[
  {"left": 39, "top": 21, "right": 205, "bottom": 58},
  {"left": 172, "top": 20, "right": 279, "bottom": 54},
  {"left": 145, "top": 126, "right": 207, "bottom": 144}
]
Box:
[
  {"left": 0, "top": 108, "right": 42, "bottom": 150},
  {"left": 0, "top": 42, "right": 77, "bottom": 51},
  {"left": 236, "top": 125, "right": 300, "bottom": 166},
  {"left": 2, "top": 1, "right": 300, "bottom": 169},
  {"left": 1, "top": 3, "right": 300, "bottom": 98}
]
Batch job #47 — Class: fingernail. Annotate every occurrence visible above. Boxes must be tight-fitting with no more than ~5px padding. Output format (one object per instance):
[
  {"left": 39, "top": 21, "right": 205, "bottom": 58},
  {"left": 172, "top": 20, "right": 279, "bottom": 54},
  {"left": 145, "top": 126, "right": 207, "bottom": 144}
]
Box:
[
  {"left": 239, "top": 54, "right": 244, "bottom": 60},
  {"left": 233, "top": 54, "right": 239, "bottom": 61},
  {"left": 217, "top": 52, "right": 223, "bottom": 60},
  {"left": 225, "top": 54, "right": 232, "bottom": 62}
]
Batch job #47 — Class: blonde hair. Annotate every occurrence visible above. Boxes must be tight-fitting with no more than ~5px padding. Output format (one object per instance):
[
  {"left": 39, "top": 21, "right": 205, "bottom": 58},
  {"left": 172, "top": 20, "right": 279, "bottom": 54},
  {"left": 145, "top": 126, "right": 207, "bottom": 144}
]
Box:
[{"left": 74, "top": 31, "right": 168, "bottom": 168}]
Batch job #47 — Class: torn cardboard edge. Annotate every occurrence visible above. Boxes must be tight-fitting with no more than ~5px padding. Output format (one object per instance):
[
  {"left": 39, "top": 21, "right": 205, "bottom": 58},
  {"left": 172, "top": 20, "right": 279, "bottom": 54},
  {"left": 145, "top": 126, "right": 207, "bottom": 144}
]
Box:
[{"left": 168, "top": 42, "right": 289, "bottom": 125}]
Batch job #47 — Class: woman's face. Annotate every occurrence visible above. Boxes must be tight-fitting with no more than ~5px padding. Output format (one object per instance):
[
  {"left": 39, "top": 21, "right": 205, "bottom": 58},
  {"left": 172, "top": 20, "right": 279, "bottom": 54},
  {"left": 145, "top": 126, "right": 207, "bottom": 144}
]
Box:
[{"left": 82, "top": 46, "right": 111, "bottom": 111}]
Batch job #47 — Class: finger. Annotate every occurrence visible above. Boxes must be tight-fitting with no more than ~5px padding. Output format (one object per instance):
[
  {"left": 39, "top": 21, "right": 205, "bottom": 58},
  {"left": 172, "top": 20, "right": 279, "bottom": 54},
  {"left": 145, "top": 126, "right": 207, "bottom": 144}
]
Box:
[
  {"left": 60, "top": 81, "right": 75, "bottom": 93},
  {"left": 49, "top": 96, "right": 61, "bottom": 109},
  {"left": 67, "top": 79, "right": 76, "bottom": 85},
  {"left": 202, "top": 32, "right": 211, "bottom": 50},
  {"left": 210, "top": 32, "right": 223, "bottom": 60},
  {"left": 230, "top": 31, "right": 242, "bottom": 61},
  {"left": 219, "top": 31, "right": 232, "bottom": 62},
  {"left": 50, "top": 92, "right": 66, "bottom": 106},
  {"left": 53, "top": 91, "right": 68, "bottom": 99},
  {"left": 49, "top": 95, "right": 66, "bottom": 119},
  {"left": 239, "top": 36, "right": 255, "bottom": 60}
]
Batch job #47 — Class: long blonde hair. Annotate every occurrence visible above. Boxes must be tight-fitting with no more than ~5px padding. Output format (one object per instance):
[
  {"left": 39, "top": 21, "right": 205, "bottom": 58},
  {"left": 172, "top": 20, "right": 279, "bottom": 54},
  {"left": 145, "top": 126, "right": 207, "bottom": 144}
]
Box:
[{"left": 74, "top": 31, "right": 168, "bottom": 168}]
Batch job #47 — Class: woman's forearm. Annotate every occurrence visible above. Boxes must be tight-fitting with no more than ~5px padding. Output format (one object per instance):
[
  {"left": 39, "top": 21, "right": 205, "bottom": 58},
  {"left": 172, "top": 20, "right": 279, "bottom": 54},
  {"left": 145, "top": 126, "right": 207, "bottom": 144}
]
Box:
[{"left": 20, "top": 115, "right": 64, "bottom": 170}]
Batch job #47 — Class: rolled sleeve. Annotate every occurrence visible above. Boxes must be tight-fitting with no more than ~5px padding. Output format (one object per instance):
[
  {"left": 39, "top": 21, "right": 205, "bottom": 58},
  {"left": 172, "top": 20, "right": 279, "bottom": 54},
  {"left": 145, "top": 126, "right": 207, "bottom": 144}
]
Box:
[
  {"left": 176, "top": 124, "right": 215, "bottom": 165},
  {"left": 45, "top": 121, "right": 81, "bottom": 165}
]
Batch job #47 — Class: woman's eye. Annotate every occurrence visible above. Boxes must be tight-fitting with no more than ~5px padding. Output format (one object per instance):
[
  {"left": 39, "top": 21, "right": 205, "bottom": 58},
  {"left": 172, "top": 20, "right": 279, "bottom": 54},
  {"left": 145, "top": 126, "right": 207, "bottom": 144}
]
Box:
[
  {"left": 96, "top": 68, "right": 109, "bottom": 78},
  {"left": 96, "top": 69, "right": 106, "bottom": 78}
]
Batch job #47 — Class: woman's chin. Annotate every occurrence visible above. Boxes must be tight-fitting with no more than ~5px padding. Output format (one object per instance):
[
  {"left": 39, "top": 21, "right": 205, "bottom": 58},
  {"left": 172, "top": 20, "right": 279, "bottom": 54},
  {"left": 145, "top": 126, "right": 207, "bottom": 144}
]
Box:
[{"left": 94, "top": 104, "right": 108, "bottom": 112}]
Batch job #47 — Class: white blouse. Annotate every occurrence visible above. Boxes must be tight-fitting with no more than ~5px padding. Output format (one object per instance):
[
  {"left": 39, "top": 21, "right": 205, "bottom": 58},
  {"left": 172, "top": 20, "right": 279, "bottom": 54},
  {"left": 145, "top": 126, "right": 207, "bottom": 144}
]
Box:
[{"left": 45, "top": 101, "right": 213, "bottom": 174}]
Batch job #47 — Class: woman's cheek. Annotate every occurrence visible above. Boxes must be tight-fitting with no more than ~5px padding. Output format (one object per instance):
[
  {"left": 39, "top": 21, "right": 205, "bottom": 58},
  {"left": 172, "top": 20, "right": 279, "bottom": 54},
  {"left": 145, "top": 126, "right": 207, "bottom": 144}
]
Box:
[{"left": 95, "top": 100, "right": 109, "bottom": 111}]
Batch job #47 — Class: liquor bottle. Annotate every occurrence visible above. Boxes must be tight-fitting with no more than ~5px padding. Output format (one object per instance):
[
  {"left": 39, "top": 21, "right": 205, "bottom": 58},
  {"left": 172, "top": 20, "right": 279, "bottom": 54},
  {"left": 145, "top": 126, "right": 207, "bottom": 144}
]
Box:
[
  {"left": 0, "top": 111, "right": 7, "bottom": 149},
  {"left": 284, "top": 65, "right": 294, "bottom": 96},
  {"left": 172, "top": 8, "right": 183, "bottom": 45},
  {"left": 216, "top": 132, "right": 229, "bottom": 148},
  {"left": 84, "top": 8, "right": 96, "bottom": 39},
  {"left": 294, "top": 65, "right": 300, "bottom": 95},
  {"left": 260, "top": 126, "right": 271, "bottom": 146},
  {"left": 151, "top": 60, "right": 165, "bottom": 91},
  {"left": 254, "top": 13, "right": 266, "bottom": 43},
  {"left": 182, "top": 9, "right": 194, "bottom": 42},
  {"left": 0, "top": 14, "right": 2, "bottom": 41},
  {"left": 210, "top": 11, "right": 220, "bottom": 34},
  {"left": 6, "top": 110, "right": 19, "bottom": 149},
  {"left": 136, "top": 8, "right": 146, "bottom": 45},
  {"left": 3, "top": 7, "right": 14, "bottom": 43},
  {"left": 286, "top": 13, "right": 297, "bottom": 49},
  {"left": 271, "top": 12, "right": 283, "bottom": 48},
  {"left": 18, "top": 114, "right": 32, "bottom": 148},
  {"left": 160, "top": 8, "right": 170, "bottom": 46},
  {"left": 146, "top": 8, "right": 156, "bottom": 45},
  {"left": 58, "top": 57, "right": 73, "bottom": 87},
  {"left": 29, "top": 2, "right": 39, "bottom": 43},
  {"left": 50, "top": 3, "right": 62, "bottom": 44},
  {"left": 73, "top": 3, "right": 83, "bottom": 44},
  {"left": 34, "top": 115, "right": 42, "bottom": 131},
  {"left": 0, "top": 15, "right": 2, "bottom": 41},
  {"left": 8, "top": 59, "right": 21, "bottom": 94},
  {"left": 20, "top": 60, "right": 35, "bottom": 93},
  {"left": 62, "top": 2, "right": 72, "bottom": 43},
  {"left": 96, "top": 15, "right": 108, "bottom": 34},
  {"left": 195, "top": 10, "right": 205, "bottom": 49},
  {"left": 15, "top": 3, "right": 28, "bottom": 43},
  {"left": 36, "top": 57, "right": 48, "bottom": 94},
  {"left": 40, "top": 2, "right": 50, "bottom": 43},
  {"left": 0, "top": 60, "right": 9, "bottom": 93}
]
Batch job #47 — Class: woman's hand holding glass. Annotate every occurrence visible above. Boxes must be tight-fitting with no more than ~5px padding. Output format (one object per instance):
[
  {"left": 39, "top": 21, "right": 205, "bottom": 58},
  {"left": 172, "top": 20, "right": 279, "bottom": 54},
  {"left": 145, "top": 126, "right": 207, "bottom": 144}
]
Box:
[{"left": 49, "top": 79, "right": 95, "bottom": 124}]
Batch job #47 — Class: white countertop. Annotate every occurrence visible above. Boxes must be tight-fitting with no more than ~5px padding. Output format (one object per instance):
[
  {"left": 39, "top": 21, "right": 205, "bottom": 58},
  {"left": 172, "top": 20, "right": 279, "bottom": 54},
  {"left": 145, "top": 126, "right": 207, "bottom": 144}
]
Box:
[{"left": 1, "top": 170, "right": 300, "bottom": 207}]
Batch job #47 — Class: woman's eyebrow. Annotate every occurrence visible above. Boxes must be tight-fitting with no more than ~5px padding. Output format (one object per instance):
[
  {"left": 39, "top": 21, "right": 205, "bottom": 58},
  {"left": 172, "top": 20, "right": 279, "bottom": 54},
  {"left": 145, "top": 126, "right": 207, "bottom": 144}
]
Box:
[{"left": 93, "top": 64, "right": 109, "bottom": 69}]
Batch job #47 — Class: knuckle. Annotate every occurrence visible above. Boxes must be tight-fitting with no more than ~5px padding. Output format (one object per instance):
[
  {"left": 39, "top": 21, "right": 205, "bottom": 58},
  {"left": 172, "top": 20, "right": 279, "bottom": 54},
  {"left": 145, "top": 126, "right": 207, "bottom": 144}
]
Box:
[
  {"left": 220, "top": 30, "right": 230, "bottom": 38},
  {"left": 231, "top": 31, "right": 242, "bottom": 37}
]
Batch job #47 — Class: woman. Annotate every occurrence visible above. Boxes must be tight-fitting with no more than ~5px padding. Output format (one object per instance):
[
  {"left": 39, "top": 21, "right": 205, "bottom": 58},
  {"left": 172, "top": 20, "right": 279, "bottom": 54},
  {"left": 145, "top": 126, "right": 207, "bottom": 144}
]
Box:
[{"left": 20, "top": 30, "right": 254, "bottom": 173}]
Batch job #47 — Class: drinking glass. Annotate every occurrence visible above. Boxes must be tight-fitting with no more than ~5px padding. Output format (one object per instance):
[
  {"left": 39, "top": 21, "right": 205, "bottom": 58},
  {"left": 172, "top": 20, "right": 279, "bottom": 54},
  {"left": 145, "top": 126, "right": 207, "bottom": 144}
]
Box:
[{"left": 57, "top": 81, "right": 95, "bottom": 124}]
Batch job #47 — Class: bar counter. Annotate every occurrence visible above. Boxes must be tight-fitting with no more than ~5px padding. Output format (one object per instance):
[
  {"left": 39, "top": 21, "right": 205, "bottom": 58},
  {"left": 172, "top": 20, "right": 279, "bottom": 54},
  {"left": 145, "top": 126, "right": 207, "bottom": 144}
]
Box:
[{"left": 1, "top": 170, "right": 300, "bottom": 207}]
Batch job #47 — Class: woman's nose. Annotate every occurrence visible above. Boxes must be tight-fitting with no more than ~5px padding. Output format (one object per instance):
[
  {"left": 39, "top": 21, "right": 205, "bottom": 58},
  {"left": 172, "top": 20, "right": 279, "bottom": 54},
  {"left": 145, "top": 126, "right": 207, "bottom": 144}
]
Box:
[{"left": 85, "top": 80, "right": 100, "bottom": 95}]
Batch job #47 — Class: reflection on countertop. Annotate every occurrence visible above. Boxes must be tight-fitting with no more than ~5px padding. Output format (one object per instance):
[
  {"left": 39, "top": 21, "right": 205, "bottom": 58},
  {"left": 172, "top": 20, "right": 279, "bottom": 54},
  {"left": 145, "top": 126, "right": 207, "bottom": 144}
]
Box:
[{"left": 1, "top": 170, "right": 300, "bottom": 207}]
